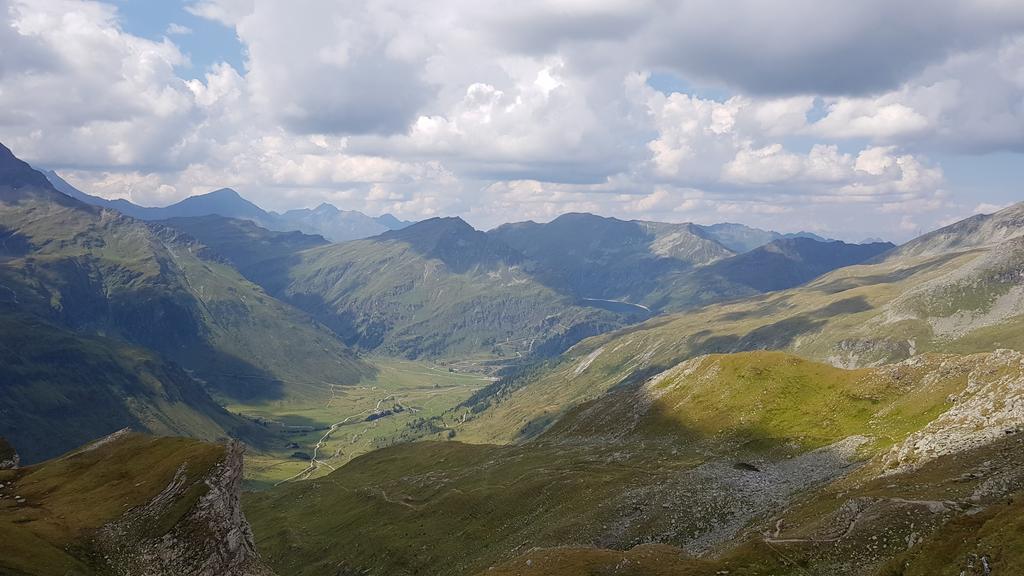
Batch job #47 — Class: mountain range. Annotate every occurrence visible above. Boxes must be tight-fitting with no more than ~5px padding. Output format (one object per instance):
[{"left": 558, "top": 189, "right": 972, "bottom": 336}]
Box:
[
  {"left": 239, "top": 200, "right": 1024, "bottom": 575},
  {"left": 43, "top": 170, "right": 410, "bottom": 242},
  {"left": 5, "top": 140, "right": 1024, "bottom": 576},
  {"left": 155, "top": 210, "right": 892, "bottom": 360}
]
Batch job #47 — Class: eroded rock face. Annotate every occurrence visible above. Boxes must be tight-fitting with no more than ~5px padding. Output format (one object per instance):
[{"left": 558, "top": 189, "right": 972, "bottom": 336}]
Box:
[
  {"left": 96, "top": 440, "right": 274, "bottom": 576},
  {"left": 881, "top": 349, "right": 1024, "bottom": 474},
  {"left": 0, "top": 437, "right": 18, "bottom": 470}
]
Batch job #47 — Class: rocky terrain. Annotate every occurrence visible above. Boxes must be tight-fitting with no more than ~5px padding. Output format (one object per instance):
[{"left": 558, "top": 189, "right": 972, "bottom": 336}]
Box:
[
  {"left": 0, "top": 431, "right": 275, "bottom": 576},
  {"left": 0, "top": 437, "right": 18, "bottom": 470}
]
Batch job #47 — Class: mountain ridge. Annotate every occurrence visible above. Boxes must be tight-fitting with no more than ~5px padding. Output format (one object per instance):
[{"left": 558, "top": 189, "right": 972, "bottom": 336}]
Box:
[
  {"left": 42, "top": 169, "right": 410, "bottom": 242},
  {"left": 2, "top": 145, "right": 374, "bottom": 446}
]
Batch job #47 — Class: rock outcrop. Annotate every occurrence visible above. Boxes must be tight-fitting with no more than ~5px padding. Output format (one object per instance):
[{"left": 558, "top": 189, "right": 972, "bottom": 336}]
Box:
[
  {"left": 96, "top": 439, "right": 275, "bottom": 576},
  {"left": 0, "top": 437, "right": 18, "bottom": 469},
  {"left": 881, "top": 350, "right": 1024, "bottom": 474}
]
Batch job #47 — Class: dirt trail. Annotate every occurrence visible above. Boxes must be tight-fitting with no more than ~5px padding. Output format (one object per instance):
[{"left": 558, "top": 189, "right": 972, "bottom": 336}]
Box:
[{"left": 275, "top": 410, "right": 371, "bottom": 486}]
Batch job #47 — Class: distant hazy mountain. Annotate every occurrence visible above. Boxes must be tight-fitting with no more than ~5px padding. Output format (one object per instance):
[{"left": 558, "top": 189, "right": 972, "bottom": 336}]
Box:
[
  {"left": 695, "top": 237, "right": 895, "bottom": 293},
  {"left": 42, "top": 170, "right": 409, "bottom": 242},
  {"left": 274, "top": 203, "right": 411, "bottom": 242},
  {"left": 693, "top": 221, "right": 832, "bottom": 253},
  {"left": 489, "top": 213, "right": 886, "bottom": 312},
  {"left": 490, "top": 213, "right": 734, "bottom": 303}
]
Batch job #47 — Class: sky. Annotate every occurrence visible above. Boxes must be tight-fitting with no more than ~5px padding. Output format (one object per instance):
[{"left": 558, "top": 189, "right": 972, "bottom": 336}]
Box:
[{"left": 1, "top": 1, "right": 1022, "bottom": 241}]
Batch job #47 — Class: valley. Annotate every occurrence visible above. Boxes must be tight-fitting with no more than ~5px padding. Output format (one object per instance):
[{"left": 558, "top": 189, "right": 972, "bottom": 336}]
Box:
[
  {"left": 1, "top": 141, "right": 1022, "bottom": 575},
  {"left": 232, "top": 358, "right": 489, "bottom": 488},
  {"left": 3, "top": 3, "right": 1023, "bottom": 574}
]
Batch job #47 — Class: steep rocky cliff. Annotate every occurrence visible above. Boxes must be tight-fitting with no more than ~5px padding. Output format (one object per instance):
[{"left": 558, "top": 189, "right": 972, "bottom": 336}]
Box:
[
  {"left": 0, "top": 431, "right": 275, "bottom": 576},
  {"left": 96, "top": 438, "right": 273, "bottom": 576}
]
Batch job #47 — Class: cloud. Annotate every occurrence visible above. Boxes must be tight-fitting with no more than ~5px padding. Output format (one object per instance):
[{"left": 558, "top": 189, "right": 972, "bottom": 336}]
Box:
[
  {"left": 647, "top": 0, "right": 1024, "bottom": 96},
  {"left": 808, "top": 36, "right": 1024, "bottom": 151},
  {"left": 974, "top": 202, "right": 1011, "bottom": 214},
  {"left": 184, "top": 0, "right": 253, "bottom": 26},
  {"left": 1, "top": 0, "right": 1021, "bottom": 242},
  {"left": 1, "top": 0, "right": 197, "bottom": 168},
  {"left": 166, "top": 22, "right": 192, "bottom": 36},
  {"left": 233, "top": 1, "right": 437, "bottom": 135},
  {"left": 642, "top": 86, "right": 944, "bottom": 203}
]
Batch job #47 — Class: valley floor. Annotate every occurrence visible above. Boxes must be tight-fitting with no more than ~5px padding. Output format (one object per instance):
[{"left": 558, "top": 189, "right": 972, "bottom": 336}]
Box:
[{"left": 229, "top": 358, "right": 490, "bottom": 488}]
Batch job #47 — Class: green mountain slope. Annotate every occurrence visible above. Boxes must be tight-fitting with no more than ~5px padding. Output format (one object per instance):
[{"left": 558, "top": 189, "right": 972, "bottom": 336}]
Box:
[
  {"left": 0, "top": 312, "right": 261, "bottom": 463},
  {"left": 456, "top": 204, "right": 1024, "bottom": 443},
  {"left": 254, "top": 216, "right": 631, "bottom": 359},
  {"left": 157, "top": 215, "right": 329, "bottom": 277},
  {"left": 0, "top": 143, "right": 373, "bottom": 404},
  {"left": 0, "top": 432, "right": 274, "bottom": 575},
  {"left": 180, "top": 212, "right": 887, "bottom": 362},
  {"left": 695, "top": 237, "right": 895, "bottom": 293},
  {"left": 245, "top": 350, "right": 1024, "bottom": 576},
  {"left": 640, "top": 236, "right": 894, "bottom": 311}
]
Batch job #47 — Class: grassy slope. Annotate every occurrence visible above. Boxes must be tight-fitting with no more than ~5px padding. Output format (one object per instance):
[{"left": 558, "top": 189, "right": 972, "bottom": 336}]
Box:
[
  {"left": 245, "top": 351, "right": 1020, "bottom": 576},
  {"left": 0, "top": 433, "right": 224, "bottom": 576},
  {"left": 544, "top": 351, "right": 971, "bottom": 456},
  {"left": 454, "top": 239, "right": 1022, "bottom": 443},
  {"left": 246, "top": 440, "right": 697, "bottom": 576},
  {"left": 157, "top": 215, "right": 328, "bottom": 274},
  {"left": 0, "top": 312, "right": 261, "bottom": 463}
]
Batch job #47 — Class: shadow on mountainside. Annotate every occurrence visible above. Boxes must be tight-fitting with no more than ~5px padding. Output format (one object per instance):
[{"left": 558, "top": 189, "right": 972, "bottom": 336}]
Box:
[{"left": 814, "top": 251, "right": 968, "bottom": 294}]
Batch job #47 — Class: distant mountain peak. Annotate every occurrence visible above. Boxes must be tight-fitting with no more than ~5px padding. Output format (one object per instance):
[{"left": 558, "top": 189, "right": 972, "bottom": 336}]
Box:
[
  {"left": 551, "top": 212, "right": 626, "bottom": 226},
  {"left": 374, "top": 212, "right": 410, "bottom": 229},
  {"left": 379, "top": 216, "right": 519, "bottom": 272},
  {"left": 203, "top": 187, "right": 243, "bottom": 199},
  {"left": 164, "top": 187, "right": 268, "bottom": 220},
  {"left": 385, "top": 216, "right": 474, "bottom": 239},
  {"left": 313, "top": 202, "right": 341, "bottom": 214}
]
